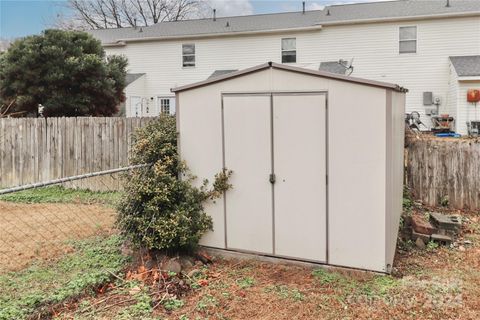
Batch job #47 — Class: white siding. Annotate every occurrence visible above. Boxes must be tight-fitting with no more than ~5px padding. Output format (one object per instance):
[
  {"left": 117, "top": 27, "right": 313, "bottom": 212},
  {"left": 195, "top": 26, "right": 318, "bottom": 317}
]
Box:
[
  {"left": 458, "top": 81, "right": 480, "bottom": 135},
  {"left": 444, "top": 63, "right": 459, "bottom": 128},
  {"left": 105, "top": 16, "right": 480, "bottom": 125},
  {"left": 125, "top": 75, "right": 146, "bottom": 117}
]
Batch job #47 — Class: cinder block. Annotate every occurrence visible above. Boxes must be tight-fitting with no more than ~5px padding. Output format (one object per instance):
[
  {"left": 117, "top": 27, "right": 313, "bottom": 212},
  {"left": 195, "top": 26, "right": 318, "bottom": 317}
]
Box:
[
  {"left": 431, "top": 233, "right": 453, "bottom": 245},
  {"left": 429, "top": 212, "right": 461, "bottom": 233},
  {"left": 411, "top": 215, "right": 436, "bottom": 235},
  {"left": 411, "top": 230, "right": 431, "bottom": 243}
]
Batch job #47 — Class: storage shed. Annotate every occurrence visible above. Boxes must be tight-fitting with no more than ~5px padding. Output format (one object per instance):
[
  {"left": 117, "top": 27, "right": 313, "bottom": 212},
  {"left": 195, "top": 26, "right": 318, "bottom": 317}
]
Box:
[{"left": 172, "top": 62, "right": 407, "bottom": 273}]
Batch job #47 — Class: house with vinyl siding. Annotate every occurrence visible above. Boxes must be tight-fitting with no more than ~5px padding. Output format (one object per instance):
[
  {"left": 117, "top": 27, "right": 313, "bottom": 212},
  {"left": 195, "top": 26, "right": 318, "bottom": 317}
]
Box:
[{"left": 88, "top": 0, "right": 480, "bottom": 134}]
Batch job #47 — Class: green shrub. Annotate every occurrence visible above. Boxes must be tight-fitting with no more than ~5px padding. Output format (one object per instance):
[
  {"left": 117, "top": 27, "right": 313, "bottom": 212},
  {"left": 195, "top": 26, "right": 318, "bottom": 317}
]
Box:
[
  {"left": 402, "top": 185, "right": 413, "bottom": 211},
  {"left": 117, "top": 116, "right": 231, "bottom": 252}
]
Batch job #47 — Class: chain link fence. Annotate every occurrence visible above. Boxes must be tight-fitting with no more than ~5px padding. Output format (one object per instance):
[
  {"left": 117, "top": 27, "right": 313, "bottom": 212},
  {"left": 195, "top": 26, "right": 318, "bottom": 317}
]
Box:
[{"left": 0, "top": 164, "right": 149, "bottom": 273}]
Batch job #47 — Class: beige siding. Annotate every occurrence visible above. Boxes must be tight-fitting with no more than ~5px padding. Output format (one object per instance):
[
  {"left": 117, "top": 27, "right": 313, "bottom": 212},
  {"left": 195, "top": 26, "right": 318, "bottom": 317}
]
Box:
[
  {"left": 386, "top": 90, "right": 406, "bottom": 270},
  {"left": 178, "top": 71, "right": 272, "bottom": 249},
  {"left": 177, "top": 68, "right": 405, "bottom": 272},
  {"left": 106, "top": 16, "right": 479, "bottom": 126}
]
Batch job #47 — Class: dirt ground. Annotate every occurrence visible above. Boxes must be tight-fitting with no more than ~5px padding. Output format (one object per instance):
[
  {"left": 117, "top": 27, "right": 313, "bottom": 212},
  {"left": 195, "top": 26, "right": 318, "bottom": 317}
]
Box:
[
  {"left": 0, "top": 201, "right": 116, "bottom": 271},
  {"left": 53, "top": 207, "right": 480, "bottom": 320}
]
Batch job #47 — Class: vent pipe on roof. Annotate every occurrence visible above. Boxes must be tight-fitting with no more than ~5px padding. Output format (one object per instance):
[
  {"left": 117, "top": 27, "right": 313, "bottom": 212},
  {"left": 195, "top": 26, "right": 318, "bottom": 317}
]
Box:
[
  {"left": 446, "top": 0, "right": 450, "bottom": 7},
  {"left": 226, "top": 21, "right": 230, "bottom": 27},
  {"left": 134, "top": 18, "right": 137, "bottom": 29},
  {"left": 302, "top": 1, "right": 305, "bottom": 14},
  {"left": 326, "top": 9, "right": 331, "bottom": 16},
  {"left": 213, "top": 8, "right": 216, "bottom": 21}
]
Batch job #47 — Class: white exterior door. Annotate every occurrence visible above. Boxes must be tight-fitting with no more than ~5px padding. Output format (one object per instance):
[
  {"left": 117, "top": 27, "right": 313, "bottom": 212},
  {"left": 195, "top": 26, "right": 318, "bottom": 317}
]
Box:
[
  {"left": 130, "top": 96, "right": 142, "bottom": 117},
  {"left": 222, "top": 92, "right": 327, "bottom": 262},
  {"left": 223, "top": 95, "right": 273, "bottom": 254},
  {"left": 273, "top": 94, "right": 327, "bottom": 262},
  {"left": 142, "top": 99, "right": 156, "bottom": 117}
]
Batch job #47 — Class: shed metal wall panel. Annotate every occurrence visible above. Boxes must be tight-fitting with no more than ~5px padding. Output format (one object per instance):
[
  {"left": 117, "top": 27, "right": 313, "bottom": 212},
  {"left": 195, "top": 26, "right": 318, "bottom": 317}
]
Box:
[
  {"left": 386, "top": 90, "right": 406, "bottom": 269},
  {"left": 176, "top": 66, "right": 405, "bottom": 272},
  {"left": 223, "top": 95, "right": 273, "bottom": 254},
  {"left": 326, "top": 83, "right": 387, "bottom": 272},
  {"left": 177, "top": 89, "right": 224, "bottom": 248},
  {"left": 268, "top": 69, "right": 390, "bottom": 271},
  {"left": 273, "top": 94, "right": 327, "bottom": 262}
]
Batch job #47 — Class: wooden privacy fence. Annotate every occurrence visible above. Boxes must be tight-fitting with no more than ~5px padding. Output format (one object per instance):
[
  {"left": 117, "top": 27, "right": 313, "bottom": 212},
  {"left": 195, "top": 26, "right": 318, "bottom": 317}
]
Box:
[
  {"left": 0, "top": 117, "right": 154, "bottom": 190},
  {"left": 406, "top": 137, "right": 480, "bottom": 210}
]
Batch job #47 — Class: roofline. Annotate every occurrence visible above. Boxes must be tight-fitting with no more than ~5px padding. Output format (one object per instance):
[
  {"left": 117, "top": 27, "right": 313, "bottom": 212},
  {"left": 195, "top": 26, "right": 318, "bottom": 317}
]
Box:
[
  {"left": 98, "top": 10, "right": 480, "bottom": 46},
  {"left": 171, "top": 62, "right": 408, "bottom": 93},
  {"left": 449, "top": 56, "right": 480, "bottom": 78},
  {"left": 125, "top": 73, "right": 146, "bottom": 86},
  {"left": 100, "top": 25, "right": 323, "bottom": 47},
  {"left": 317, "top": 11, "right": 480, "bottom": 26}
]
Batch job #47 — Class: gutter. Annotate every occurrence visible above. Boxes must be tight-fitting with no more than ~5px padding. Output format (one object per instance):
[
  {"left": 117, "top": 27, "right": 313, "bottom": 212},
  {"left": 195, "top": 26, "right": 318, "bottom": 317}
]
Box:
[
  {"left": 316, "top": 11, "right": 480, "bottom": 26},
  {"left": 458, "top": 76, "right": 480, "bottom": 82},
  {"left": 100, "top": 25, "right": 323, "bottom": 47}
]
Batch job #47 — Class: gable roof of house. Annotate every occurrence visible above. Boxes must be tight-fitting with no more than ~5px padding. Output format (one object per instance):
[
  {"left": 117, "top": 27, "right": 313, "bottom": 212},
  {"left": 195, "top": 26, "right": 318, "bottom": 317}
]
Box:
[
  {"left": 319, "top": 61, "right": 348, "bottom": 75},
  {"left": 125, "top": 73, "right": 145, "bottom": 85},
  {"left": 449, "top": 56, "right": 480, "bottom": 77},
  {"left": 208, "top": 70, "right": 239, "bottom": 79},
  {"left": 171, "top": 61, "right": 408, "bottom": 93},
  {"left": 88, "top": 0, "right": 480, "bottom": 45}
]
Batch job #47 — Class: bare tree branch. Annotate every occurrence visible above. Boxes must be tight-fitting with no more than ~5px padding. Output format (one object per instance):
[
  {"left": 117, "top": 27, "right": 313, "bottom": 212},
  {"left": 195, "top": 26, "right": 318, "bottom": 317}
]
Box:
[
  {"left": 56, "top": 0, "right": 207, "bottom": 30},
  {"left": 0, "top": 100, "right": 17, "bottom": 118}
]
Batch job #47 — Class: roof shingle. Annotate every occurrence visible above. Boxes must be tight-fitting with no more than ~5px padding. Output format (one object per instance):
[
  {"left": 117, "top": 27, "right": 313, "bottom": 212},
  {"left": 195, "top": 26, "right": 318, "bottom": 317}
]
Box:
[
  {"left": 449, "top": 56, "right": 480, "bottom": 77},
  {"left": 319, "top": 61, "right": 348, "bottom": 75},
  {"left": 88, "top": 0, "right": 480, "bottom": 44},
  {"left": 125, "top": 73, "right": 145, "bottom": 85}
]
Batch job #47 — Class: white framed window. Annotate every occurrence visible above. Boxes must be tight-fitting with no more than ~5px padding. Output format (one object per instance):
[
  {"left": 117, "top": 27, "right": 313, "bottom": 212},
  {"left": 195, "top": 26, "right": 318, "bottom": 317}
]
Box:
[
  {"left": 399, "top": 26, "right": 417, "bottom": 54},
  {"left": 182, "top": 44, "right": 195, "bottom": 67},
  {"left": 281, "top": 38, "right": 296, "bottom": 63},
  {"left": 157, "top": 97, "right": 176, "bottom": 115},
  {"left": 160, "top": 98, "right": 170, "bottom": 114}
]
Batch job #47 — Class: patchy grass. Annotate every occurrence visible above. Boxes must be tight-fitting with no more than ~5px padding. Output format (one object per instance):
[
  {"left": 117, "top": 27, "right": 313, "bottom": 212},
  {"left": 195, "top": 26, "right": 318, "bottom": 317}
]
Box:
[
  {"left": 0, "top": 235, "right": 128, "bottom": 320},
  {"left": 0, "top": 185, "right": 121, "bottom": 205},
  {"left": 24, "top": 207, "right": 480, "bottom": 319},
  {"left": 236, "top": 276, "right": 255, "bottom": 289}
]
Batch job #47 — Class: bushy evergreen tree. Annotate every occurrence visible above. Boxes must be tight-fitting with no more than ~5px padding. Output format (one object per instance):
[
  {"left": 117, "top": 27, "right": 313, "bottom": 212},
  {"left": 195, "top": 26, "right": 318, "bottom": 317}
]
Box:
[
  {"left": 0, "top": 29, "right": 127, "bottom": 117},
  {"left": 117, "top": 116, "right": 232, "bottom": 252}
]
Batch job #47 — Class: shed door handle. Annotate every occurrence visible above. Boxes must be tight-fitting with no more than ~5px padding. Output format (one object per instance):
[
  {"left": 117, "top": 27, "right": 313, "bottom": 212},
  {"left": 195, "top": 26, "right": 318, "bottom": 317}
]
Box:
[{"left": 269, "top": 173, "right": 276, "bottom": 184}]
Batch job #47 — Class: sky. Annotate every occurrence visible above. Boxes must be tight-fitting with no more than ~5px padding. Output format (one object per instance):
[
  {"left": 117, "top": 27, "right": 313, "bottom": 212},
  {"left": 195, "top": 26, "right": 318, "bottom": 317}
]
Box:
[{"left": 0, "top": 0, "right": 390, "bottom": 39}]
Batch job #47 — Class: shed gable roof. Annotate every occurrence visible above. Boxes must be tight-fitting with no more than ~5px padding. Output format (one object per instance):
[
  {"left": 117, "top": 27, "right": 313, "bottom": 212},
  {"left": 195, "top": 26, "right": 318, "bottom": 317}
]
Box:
[
  {"left": 88, "top": 0, "right": 480, "bottom": 45},
  {"left": 171, "top": 62, "right": 407, "bottom": 93}
]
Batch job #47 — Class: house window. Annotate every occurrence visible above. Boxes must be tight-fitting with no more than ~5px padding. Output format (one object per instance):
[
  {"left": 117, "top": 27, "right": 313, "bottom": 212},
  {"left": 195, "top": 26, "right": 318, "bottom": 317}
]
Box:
[
  {"left": 281, "top": 38, "right": 296, "bottom": 63},
  {"left": 182, "top": 44, "right": 195, "bottom": 67},
  {"left": 160, "top": 98, "right": 170, "bottom": 114},
  {"left": 399, "top": 26, "right": 417, "bottom": 54}
]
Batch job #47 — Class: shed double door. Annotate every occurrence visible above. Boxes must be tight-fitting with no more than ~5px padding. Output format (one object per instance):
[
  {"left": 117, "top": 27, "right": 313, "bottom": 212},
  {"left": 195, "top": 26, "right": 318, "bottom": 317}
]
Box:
[{"left": 223, "top": 93, "right": 327, "bottom": 262}]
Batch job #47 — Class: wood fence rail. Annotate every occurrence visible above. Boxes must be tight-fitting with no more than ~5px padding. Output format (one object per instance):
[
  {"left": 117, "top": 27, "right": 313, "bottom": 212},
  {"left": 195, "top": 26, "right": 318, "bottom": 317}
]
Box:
[
  {"left": 406, "top": 137, "right": 480, "bottom": 210},
  {"left": 0, "top": 117, "right": 154, "bottom": 189}
]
